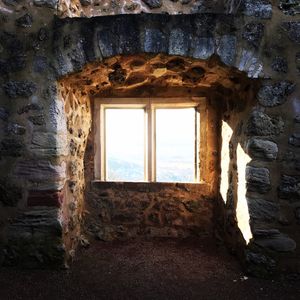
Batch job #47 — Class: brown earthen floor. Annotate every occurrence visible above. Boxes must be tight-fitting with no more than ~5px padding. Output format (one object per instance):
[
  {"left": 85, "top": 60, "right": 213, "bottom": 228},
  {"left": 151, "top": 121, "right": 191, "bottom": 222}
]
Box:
[{"left": 0, "top": 238, "right": 300, "bottom": 300}]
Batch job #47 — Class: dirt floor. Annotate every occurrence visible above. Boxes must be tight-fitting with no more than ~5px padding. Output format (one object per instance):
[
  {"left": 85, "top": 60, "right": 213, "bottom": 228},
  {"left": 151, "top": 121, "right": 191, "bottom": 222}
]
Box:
[{"left": 0, "top": 238, "right": 300, "bottom": 300}]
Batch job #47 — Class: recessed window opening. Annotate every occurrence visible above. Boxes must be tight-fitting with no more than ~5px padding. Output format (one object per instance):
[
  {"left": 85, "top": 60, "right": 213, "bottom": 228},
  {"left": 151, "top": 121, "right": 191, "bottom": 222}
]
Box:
[{"left": 95, "top": 98, "right": 203, "bottom": 183}]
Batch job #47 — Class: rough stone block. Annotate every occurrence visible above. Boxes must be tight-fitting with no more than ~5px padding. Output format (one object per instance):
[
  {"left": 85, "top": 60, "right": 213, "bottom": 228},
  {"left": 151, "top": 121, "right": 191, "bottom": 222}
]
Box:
[
  {"left": 257, "top": 80, "right": 295, "bottom": 107},
  {"left": 271, "top": 56, "right": 288, "bottom": 73},
  {"left": 236, "top": 49, "right": 263, "bottom": 78},
  {"left": 191, "top": 37, "right": 214, "bottom": 60},
  {"left": 33, "top": 0, "right": 58, "bottom": 9},
  {"left": 216, "top": 35, "right": 237, "bottom": 66},
  {"left": 279, "top": 0, "right": 300, "bottom": 15},
  {"left": 3, "top": 208, "right": 64, "bottom": 268},
  {"left": 30, "top": 132, "right": 68, "bottom": 157},
  {"left": 6, "top": 123, "right": 26, "bottom": 135},
  {"left": 289, "top": 133, "right": 300, "bottom": 147},
  {"left": 169, "top": 28, "right": 190, "bottom": 56},
  {"left": 142, "top": 0, "right": 162, "bottom": 9},
  {"left": 247, "top": 138, "right": 278, "bottom": 160},
  {"left": 27, "top": 189, "right": 64, "bottom": 207},
  {"left": 97, "top": 29, "right": 118, "bottom": 58},
  {"left": 28, "top": 115, "right": 46, "bottom": 126},
  {"left": 254, "top": 230, "right": 296, "bottom": 252},
  {"left": 243, "top": 0, "right": 272, "bottom": 19},
  {"left": 3, "top": 80, "right": 37, "bottom": 98},
  {"left": 246, "top": 110, "right": 284, "bottom": 136},
  {"left": 143, "top": 28, "right": 168, "bottom": 54},
  {"left": 242, "top": 22, "right": 264, "bottom": 48},
  {"left": 278, "top": 175, "right": 300, "bottom": 201},
  {"left": 246, "top": 166, "right": 271, "bottom": 193},
  {"left": 13, "top": 160, "right": 66, "bottom": 182},
  {"left": 245, "top": 249, "right": 276, "bottom": 278},
  {"left": 0, "top": 138, "right": 24, "bottom": 157},
  {"left": 247, "top": 197, "right": 279, "bottom": 222},
  {"left": 15, "top": 13, "right": 33, "bottom": 28},
  {"left": 0, "top": 107, "right": 9, "bottom": 121},
  {"left": 281, "top": 21, "right": 300, "bottom": 44},
  {"left": 0, "top": 179, "right": 22, "bottom": 206}
]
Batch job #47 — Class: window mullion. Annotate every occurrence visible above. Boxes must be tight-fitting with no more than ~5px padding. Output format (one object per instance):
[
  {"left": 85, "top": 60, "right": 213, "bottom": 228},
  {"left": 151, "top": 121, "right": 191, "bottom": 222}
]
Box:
[
  {"left": 146, "top": 100, "right": 151, "bottom": 182},
  {"left": 147, "top": 99, "right": 156, "bottom": 182},
  {"left": 100, "top": 106, "right": 106, "bottom": 181},
  {"left": 152, "top": 104, "right": 156, "bottom": 182}
]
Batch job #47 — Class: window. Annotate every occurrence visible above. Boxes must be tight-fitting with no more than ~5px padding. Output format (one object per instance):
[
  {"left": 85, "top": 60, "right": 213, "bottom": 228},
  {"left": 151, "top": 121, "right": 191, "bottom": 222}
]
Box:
[{"left": 94, "top": 98, "right": 204, "bottom": 183}]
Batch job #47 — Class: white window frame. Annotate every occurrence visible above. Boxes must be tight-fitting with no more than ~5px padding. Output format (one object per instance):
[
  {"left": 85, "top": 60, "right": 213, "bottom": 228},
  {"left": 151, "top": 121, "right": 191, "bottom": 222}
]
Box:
[{"left": 94, "top": 97, "right": 204, "bottom": 183}]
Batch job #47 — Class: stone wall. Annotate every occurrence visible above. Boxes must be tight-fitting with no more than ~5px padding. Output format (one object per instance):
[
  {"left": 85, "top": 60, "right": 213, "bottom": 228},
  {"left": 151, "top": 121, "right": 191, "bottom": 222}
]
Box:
[
  {"left": 0, "top": 0, "right": 300, "bottom": 275},
  {"left": 87, "top": 182, "right": 214, "bottom": 241}
]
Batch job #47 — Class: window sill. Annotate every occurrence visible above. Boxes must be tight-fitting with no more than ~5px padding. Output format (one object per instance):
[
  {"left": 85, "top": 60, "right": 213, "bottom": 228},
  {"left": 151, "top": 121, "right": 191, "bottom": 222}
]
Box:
[{"left": 91, "top": 180, "right": 210, "bottom": 193}]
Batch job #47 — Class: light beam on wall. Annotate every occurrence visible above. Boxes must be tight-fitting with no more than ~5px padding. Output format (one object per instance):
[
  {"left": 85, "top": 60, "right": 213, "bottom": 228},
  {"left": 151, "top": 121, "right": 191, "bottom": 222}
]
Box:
[
  {"left": 236, "top": 143, "right": 252, "bottom": 244},
  {"left": 220, "top": 121, "right": 233, "bottom": 203}
]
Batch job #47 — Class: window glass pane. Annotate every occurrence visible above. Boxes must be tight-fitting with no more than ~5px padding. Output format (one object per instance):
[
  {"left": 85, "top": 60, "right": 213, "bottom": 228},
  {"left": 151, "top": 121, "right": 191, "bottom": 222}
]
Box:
[
  {"left": 106, "top": 109, "right": 144, "bottom": 181},
  {"left": 156, "top": 108, "right": 195, "bottom": 182}
]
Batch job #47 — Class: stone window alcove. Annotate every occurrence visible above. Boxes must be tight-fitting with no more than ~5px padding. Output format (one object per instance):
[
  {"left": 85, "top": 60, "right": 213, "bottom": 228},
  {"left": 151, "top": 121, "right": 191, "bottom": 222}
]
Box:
[{"left": 58, "top": 53, "right": 257, "bottom": 247}]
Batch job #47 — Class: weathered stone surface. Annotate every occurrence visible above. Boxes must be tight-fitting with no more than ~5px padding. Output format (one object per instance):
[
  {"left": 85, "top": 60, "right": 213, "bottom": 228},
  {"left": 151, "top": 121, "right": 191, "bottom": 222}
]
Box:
[
  {"left": 0, "top": 179, "right": 22, "bottom": 206},
  {"left": 193, "top": 15, "right": 216, "bottom": 37},
  {"left": 27, "top": 189, "right": 64, "bottom": 207},
  {"left": 3, "top": 0, "right": 22, "bottom": 6},
  {"left": 296, "top": 52, "right": 300, "bottom": 74},
  {"left": 247, "top": 138, "right": 278, "bottom": 160},
  {"left": 254, "top": 230, "right": 296, "bottom": 252},
  {"left": 13, "top": 160, "right": 66, "bottom": 182},
  {"left": 33, "top": 56, "right": 48, "bottom": 73},
  {"left": 80, "top": 0, "right": 91, "bottom": 6},
  {"left": 6, "top": 123, "right": 26, "bottom": 135},
  {"left": 278, "top": 175, "right": 300, "bottom": 201},
  {"left": 243, "top": 0, "right": 272, "bottom": 19},
  {"left": 271, "top": 56, "right": 288, "bottom": 73},
  {"left": 245, "top": 249, "right": 276, "bottom": 278},
  {"left": 15, "top": 13, "right": 33, "bottom": 28},
  {"left": 279, "top": 0, "right": 300, "bottom": 15},
  {"left": 289, "top": 133, "right": 300, "bottom": 147},
  {"left": 142, "top": 0, "right": 162, "bottom": 9},
  {"left": 281, "top": 150, "right": 300, "bottom": 171},
  {"left": 216, "top": 35, "right": 237, "bottom": 66},
  {"left": 143, "top": 28, "right": 168, "bottom": 53},
  {"left": 0, "top": 55, "right": 26, "bottom": 74},
  {"left": 0, "top": 107, "right": 9, "bottom": 121},
  {"left": 97, "top": 17, "right": 140, "bottom": 58},
  {"left": 38, "top": 27, "right": 49, "bottom": 42},
  {"left": 242, "top": 22, "right": 264, "bottom": 48},
  {"left": 33, "top": 0, "right": 58, "bottom": 8},
  {"left": 0, "top": 138, "right": 24, "bottom": 157},
  {"left": 282, "top": 22, "right": 300, "bottom": 44},
  {"left": 28, "top": 115, "right": 46, "bottom": 126},
  {"left": 191, "top": 37, "right": 214, "bottom": 60},
  {"left": 246, "top": 166, "right": 271, "bottom": 194},
  {"left": 3, "top": 208, "right": 64, "bottom": 268},
  {"left": 0, "top": 32, "right": 24, "bottom": 56},
  {"left": 87, "top": 182, "right": 213, "bottom": 240},
  {"left": 257, "top": 80, "right": 295, "bottom": 107},
  {"left": 247, "top": 197, "right": 279, "bottom": 222},
  {"left": 30, "top": 132, "right": 68, "bottom": 156},
  {"left": 246, "top": 110, "right": 284, "bottom": 136},
  {"left": 169, "top": 28, "right": 190, "bottom": 56},
  {"left": 18, "top": 103, "right": 43, "bottom": 114},
  {"left": 3, "top": 81, "right": 37, "bottom": 98}
]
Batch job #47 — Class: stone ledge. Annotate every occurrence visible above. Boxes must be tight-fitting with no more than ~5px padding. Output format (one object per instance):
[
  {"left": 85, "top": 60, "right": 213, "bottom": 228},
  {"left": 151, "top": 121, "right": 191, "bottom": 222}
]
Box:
[{"left": 91, "top": 180, "right": 210, "bottom": 193}]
